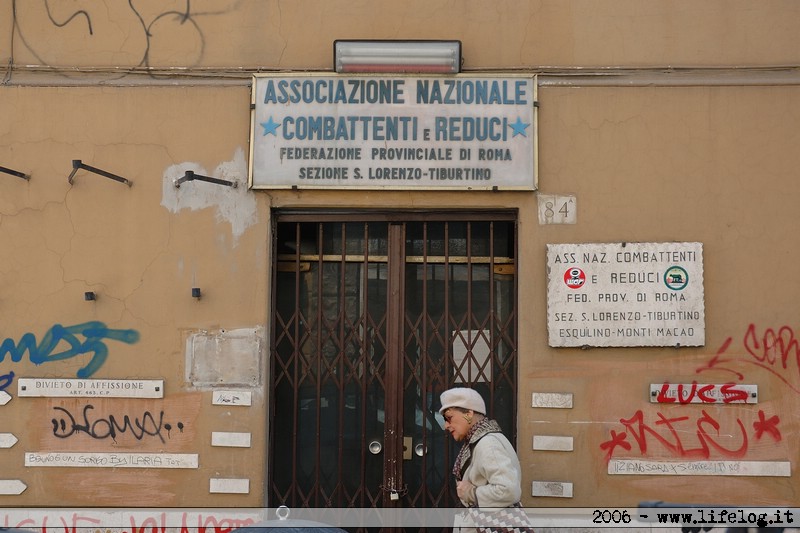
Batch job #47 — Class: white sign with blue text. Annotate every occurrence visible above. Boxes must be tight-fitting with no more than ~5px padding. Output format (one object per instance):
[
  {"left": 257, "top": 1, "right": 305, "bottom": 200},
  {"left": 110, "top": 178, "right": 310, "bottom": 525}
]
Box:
[{"left": 249, "top": 74, "right": 537, "bottom": 190}]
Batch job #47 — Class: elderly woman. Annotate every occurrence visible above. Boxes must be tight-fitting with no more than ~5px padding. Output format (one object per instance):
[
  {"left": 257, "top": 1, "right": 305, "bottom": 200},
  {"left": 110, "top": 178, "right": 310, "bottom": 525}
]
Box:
[{"left": 440, "top": 387, "right": 523, "bottom": 517}]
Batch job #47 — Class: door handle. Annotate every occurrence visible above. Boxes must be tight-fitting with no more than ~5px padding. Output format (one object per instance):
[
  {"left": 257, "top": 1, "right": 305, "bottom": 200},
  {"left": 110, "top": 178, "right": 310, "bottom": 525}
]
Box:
[{"left": 402, "top": 437, "right": 427, "bottom": 459}]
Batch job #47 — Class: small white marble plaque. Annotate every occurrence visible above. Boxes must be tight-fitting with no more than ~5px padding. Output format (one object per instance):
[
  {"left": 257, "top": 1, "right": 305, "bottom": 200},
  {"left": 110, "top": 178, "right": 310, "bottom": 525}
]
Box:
[
  {"left": 533, "top": 435, "right": 573, "bottom": 451},
  {"left": 0, "top": 480, "right": 26, "bottom": 495},
  {"left": 211, "top": 432, "right": 252, "bottom": 448},
  {"left": 212, "top": 390, "right": 253, "bottom": 406},
  {"left": 532, "top": 481, "right": 573, "bottom": 498},
  {"left": 0, "top": 433, "right": 18, "bottom": 448},
  {"left": 532, "top": 392, "right": 573, "bottom": 409},
  {"left": 538, "top": 194, "right": 577, "bottom": 225},
  {"left": 210, "top": 478, "right": 250, "bottom": 494}
]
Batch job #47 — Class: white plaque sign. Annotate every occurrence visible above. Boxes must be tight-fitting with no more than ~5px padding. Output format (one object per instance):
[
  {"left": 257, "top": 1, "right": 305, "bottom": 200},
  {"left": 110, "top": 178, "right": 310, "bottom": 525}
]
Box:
[
  {"left": 211, "top": 432, "right": 252, "bottom": 448},
  {"left": 210, "top": 478, "right": 251, "bottom": 494},
  {"left": 25, "top": 452, "right": 198, "bottom": 469},
  {"left": 250, "top": 74, "right": 537, "bottom": 190},
  {"left": 532, "top": 481, "right": 573, "bottom": 498},
  {"left": 533, "top": 435, "right": 574, "bottom": 451},
  {"left": 650, "top": 383, "right": 757, "bottom": 404},
  {"left": 538, "top": 194, "right": 577, "bottom": 225},
  {"left": 546, "top": 242, "right": 705, "bottom": 347},
  {"left": 0, "top": 480, "right": 26, "bottom": 495},
  {"left": 17, "top": 378, "right": 164, "bottom": 398},
  {"left": 0, "top": 433, "right": 18, "bottom": 448},
  {"left": 609, "top": 460, "right": 791, "bottom": 477},
  {"left": 212, "top": 390, "right": 253, "bottom": 406},
  {"left": 531, "top": 392, "right": 573, "bottom": 409}
]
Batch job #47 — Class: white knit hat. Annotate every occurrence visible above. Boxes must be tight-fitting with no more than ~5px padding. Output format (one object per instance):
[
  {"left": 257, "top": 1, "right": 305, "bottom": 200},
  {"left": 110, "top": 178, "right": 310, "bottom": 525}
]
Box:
[{"left": 439, "top": 387, "right": 486, "bottom": 415}]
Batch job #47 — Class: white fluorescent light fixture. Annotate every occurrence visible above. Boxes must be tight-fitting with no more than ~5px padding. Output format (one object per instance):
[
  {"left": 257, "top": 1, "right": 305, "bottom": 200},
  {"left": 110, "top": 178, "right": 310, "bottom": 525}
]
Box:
[{"left": 334, "top": 40, "right": 461, "bottom": 74}]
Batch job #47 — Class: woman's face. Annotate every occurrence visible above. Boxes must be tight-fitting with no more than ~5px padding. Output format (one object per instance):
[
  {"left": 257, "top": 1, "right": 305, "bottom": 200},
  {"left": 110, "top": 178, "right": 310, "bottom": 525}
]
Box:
[{"left": 443, "top": 408, "right": 472, "bottom": 442}]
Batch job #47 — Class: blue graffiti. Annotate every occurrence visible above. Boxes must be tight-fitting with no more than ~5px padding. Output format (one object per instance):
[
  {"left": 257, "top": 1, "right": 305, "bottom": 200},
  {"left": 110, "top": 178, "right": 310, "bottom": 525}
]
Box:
[
  {"left": 0, "top": 370, "right": 13, "bottom": 391},
  {"left": 0, "top": 322, "right": 140, "bottom": 378}
]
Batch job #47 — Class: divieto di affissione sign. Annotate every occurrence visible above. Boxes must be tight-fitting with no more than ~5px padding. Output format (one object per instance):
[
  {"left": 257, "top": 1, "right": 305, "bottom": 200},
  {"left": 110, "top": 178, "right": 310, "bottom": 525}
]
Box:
[{"left": 249, "top": 74, "right": 537, "bottom": 190}]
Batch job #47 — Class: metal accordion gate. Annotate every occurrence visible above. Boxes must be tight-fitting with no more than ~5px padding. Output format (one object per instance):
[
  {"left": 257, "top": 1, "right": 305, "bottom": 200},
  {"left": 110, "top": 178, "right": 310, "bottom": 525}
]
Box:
[{"left": 269, "top": 209, "right": 519, "bottom": 513}]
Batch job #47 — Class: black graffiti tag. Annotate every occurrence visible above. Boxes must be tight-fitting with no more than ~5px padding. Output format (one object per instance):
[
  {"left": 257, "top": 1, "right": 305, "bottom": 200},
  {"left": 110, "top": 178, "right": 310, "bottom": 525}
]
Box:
[{"left": 51, "top": 405, "right": 184, "bottom": 444}]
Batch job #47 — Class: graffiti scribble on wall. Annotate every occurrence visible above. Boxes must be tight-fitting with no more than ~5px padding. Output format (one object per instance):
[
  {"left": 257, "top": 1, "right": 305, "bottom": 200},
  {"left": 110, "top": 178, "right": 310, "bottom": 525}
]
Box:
[
  {"left": 601, "top": 323, "right": 793, "bottom": 464},
  {"left": 9, "top": 0, "right": 244, "bottom": 77},
  {"left": 51, "top": 404, "right": 184, "bottom": 444},
  {"left": 0, "top": 509, "right": 258, "bottom": 533},
  {"left": 599, "top": 408, "right": 781, "bottom": 463},
  {"left": 0, "top": 370, "right": 14, "bottom": 391},
  {"left": 0, "top": 321, "right": 140, "bottom": 378},
  {"left": 653, "top": 381, "right": 750, "bottom": 404},
  {"left": 696, "top": 324, "right": 800, "bottom": 393}
]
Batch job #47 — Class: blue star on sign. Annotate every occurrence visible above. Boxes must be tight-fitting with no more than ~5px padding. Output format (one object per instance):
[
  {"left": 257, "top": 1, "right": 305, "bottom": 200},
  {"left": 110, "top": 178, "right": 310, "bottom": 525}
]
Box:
[
  {"left": 260, "top": 117, "right": 280, "bottom": 136},
  {"left": 509, "top": 117, "right": 530, "bottom": 137}
]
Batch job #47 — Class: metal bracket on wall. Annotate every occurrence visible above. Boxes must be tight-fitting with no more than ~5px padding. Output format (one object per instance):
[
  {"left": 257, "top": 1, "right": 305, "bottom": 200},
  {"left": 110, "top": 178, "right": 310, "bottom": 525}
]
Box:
[
  {"left": 68, "top": 160, "right": 132, "bottom": 187},
  {"left": 174, "top": 170, "right": 238, "bottom": 189},
  {"left": 0, "top": 165, "right": 30, "bottom": 180}
]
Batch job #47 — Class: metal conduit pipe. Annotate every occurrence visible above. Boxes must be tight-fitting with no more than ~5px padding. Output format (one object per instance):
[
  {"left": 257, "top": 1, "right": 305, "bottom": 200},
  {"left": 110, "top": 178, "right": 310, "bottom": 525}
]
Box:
[{"left": 4, "top": 65, "right": 800, "bottom": 88}]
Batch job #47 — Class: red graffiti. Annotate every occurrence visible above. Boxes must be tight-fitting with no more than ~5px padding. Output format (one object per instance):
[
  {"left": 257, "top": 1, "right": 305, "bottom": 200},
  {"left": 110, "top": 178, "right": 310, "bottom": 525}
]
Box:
[
  {"left": 0, "top": 511, "right": 257, "bottom": 533},
  {"left": 752, "top": 410, "right": 781, "bottom": 441},
  {"left": 600, "top": 409, "right": 780, "bottom": 463},
  {"left": 655, "top": 381, "right": 749, "bottom": 404},
  {"left": 697, "top": 324, "right": 800, "bottom": 393},
  {"left": 4, "top": 512, "right": 101, "bottom": 533},
  {"left": 128, "top": 512, "right": 256, "bottom": 533},
  {"left": 599, "top": 430, "right": 631, "bottom": 462}
]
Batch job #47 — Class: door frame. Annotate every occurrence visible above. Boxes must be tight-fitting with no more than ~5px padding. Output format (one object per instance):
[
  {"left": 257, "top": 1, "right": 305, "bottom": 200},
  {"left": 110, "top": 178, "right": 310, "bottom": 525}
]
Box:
[{"left": 267, "top": 208, "right": 519, "bottom": 508}]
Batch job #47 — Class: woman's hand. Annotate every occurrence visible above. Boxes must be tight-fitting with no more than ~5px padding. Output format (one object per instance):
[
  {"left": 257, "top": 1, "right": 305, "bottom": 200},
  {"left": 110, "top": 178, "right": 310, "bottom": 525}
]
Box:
[{"left": 456, "top": 479, "right": 477, "bottom": 505}]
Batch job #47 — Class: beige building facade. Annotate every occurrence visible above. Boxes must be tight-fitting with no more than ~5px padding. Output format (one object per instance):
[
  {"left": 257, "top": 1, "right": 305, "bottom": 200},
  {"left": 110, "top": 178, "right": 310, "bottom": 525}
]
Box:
[{"left": 1, "top": 0, "right": 798, "bottom": 519}]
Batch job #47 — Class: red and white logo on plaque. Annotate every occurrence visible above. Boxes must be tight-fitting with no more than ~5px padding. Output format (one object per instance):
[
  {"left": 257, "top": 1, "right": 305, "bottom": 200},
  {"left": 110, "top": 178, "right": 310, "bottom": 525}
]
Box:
[{"left": 563, "top": 268, "right": 586, "bottom": 289}]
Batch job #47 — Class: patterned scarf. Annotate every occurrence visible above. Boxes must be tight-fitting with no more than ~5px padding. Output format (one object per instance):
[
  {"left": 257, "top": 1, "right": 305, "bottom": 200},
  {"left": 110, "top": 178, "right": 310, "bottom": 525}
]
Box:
[{"left": 452, "top": 417, "right": 503, "bottom": 480}]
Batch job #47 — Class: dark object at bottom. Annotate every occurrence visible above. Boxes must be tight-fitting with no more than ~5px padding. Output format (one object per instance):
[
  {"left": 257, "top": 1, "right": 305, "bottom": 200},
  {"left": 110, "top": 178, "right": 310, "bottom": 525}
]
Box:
[{"left": 231, "top": 518, "right": 348, "bottom": 533}]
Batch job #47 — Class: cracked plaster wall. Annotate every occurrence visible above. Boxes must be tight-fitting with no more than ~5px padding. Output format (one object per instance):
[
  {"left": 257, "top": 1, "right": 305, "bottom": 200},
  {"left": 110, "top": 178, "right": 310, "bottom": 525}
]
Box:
[{"left": 0, "top": 84, "right": 271, "bottom": 506}]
